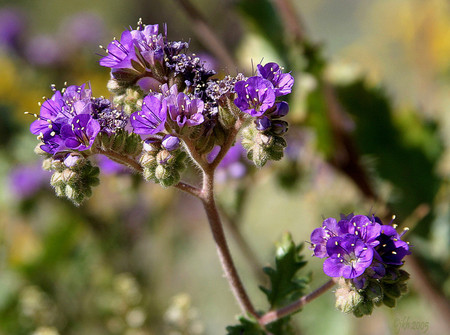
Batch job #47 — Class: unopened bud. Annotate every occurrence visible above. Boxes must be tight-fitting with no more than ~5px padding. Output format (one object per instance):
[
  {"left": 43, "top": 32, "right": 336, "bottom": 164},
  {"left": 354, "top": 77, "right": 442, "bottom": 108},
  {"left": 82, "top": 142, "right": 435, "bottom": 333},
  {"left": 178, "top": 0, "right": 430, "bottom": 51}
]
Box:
[
  {"left": 162, "top": 135, "right": 181, "bottom": 151},
  {"left": 335, "top": 285, "right": 363, "bottom": 313}
]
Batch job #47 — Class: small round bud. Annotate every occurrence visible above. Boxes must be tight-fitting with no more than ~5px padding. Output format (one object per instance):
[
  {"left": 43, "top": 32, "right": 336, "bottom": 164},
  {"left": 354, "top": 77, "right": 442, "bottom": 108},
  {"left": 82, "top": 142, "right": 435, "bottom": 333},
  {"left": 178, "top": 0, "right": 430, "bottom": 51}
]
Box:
[
  {"left": 157, "top": 150, "right": 173, "bottom": 165},
  {"left": 335, "top": 281, "right": 363, "bottom": 313},
  {"left": 255, "top": 116, "right": 272, "bottom": 131},
  {"left": 271, "top": 120, "right": 288, "bottom": 135},
  {"left": 64, "top": 153, "right": 86, "bottom": 169},
  {"left": 143, "top": 138, "right": 161, "bottom": 153},
  {"left": 270, "top": 101, "right": 289, "bottom": 118},
  {"left": 162, "top": 135, "right": 181, "bottom": 151}
]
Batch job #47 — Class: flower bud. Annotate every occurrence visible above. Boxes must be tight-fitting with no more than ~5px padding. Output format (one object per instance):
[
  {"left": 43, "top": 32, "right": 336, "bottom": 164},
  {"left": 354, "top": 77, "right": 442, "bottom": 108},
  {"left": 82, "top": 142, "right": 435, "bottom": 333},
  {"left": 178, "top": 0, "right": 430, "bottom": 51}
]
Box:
[
  {"left": 270, "top": 101, "right": 289, "bottom": 118},
  {"left": 255, "top": 116, "right": 271, "bottom": 131},
  {"left": 162, "top": 135, "right": 181, "bottom": 151},
  {"left": 335, "top": 285, "right": 363, "bottom": 313},
  {"left": 64, "top": 153, "right": 86, "bottom": 169},
  {"left": 143, "top": 138, "right": 161, "bottom": 153},
  {"left": 353, "top": 300, "right": 374, "bottom": 318},
  {"left": 157, "top": 150, "right": 173, "bottom": 165},
  {"left": 140, "top": 152, "right": 157, "bottom": 168},
  {"left": 271, "top": 120, "right": 288, "bottom": 135}
]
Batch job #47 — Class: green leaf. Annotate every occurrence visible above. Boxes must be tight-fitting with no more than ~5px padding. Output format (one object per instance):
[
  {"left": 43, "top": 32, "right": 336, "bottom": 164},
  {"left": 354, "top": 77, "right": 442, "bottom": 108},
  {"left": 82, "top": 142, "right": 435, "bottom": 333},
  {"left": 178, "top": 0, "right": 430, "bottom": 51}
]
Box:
[
  {"left": 260, "top": 233, "right": 308, "bottom": 309},
  {"left": 226, "top": 316, "right": 265, "bottom": 335}
]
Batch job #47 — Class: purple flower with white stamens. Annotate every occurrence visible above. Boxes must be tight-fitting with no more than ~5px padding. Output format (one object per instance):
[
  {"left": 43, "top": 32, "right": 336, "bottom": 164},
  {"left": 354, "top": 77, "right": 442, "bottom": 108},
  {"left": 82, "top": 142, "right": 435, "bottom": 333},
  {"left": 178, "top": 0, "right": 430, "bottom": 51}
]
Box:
[
  {"left": 339, "top": 215, "right": 381, "bottom": 249},
  {"left": 310, "top": 217, "right": 346, "bottom": 258},
  {"left": 257, "top": 62, "right": 294, "bottom": 97},
  {"left": 234, "top": 76, "right": 275, "bottom": 117},
  {"left": 324, "top": 235, "right": 374, "bottom": 279},
  {"left": 61, "top": 114, "right": 100, "bottom": 151},
  {"left": 167, "top": 92, "right": 204, "bottom": 128},
  {"left": 130, "top": 95, "right": 167, "bottom": 135},
  {"left": 375, "top": 225, "right": 411, "bottom": 265}
]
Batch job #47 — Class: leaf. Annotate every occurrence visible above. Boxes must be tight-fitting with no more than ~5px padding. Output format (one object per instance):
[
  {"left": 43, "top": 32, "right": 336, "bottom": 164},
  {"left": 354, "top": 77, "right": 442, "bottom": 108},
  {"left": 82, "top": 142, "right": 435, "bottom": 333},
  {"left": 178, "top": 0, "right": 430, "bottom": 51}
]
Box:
[
  {"left": 260, "top": 233, "right": 308, "bottom": 309},
  {"left": 226, "top": 316, "right": 265, "bottom": 335}
]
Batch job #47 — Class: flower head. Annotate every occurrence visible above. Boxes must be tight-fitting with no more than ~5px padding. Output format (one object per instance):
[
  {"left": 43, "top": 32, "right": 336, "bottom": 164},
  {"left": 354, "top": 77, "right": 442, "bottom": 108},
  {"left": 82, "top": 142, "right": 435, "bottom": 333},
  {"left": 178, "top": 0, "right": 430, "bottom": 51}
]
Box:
[
  {"left": 130, "top": 95, "right": 167, "bottom": 135},
  {"left": 167, "top": 92, "right": 204, "bottom": 128},
  {"left": 324, "top": 235, "right": 374, "bottom": 279},
  {"left": 234, "top": 77, "right": 275, "bottom": 117},
  {"left": 257, "top": 62, "right": 294, "bottom": 97}
]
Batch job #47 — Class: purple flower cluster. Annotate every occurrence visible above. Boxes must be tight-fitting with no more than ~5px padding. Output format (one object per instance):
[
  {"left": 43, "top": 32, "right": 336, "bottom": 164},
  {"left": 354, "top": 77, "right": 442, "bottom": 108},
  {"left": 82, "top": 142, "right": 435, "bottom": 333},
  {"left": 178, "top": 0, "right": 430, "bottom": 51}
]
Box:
[
  {"left": 100, "top": 21, "right": 214, "bottom": 93},
  {"left": 310, "top": 214, "right": 410, "bottom": 285},
  {"left": 30, "top": 84, "right": 127, "bottom": 155},
  {"left": 234, "top": 62, "right": 294, "bottom": 132}
]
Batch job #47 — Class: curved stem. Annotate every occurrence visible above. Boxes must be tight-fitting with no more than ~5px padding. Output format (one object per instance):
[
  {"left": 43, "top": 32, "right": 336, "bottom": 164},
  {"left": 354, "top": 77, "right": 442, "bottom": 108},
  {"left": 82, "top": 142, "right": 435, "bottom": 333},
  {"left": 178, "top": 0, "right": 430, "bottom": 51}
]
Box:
[
  {"left": 200, "top": 168, "right": 258, "bottom": 317},
  {"left": 259, "top": 278, "right": 338, "bottom": 326},
  {"left": 173, "top": 181, "right": 202, "bottom": 198},
  {"left": 211, "top": 117, "right": 245, "bottom": 169}
]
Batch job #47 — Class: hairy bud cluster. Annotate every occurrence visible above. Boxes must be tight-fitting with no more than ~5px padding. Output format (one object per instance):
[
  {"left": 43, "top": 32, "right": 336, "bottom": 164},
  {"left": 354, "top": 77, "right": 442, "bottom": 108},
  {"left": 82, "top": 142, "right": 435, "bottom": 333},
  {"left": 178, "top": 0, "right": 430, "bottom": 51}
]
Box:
[
  {"left": 241, "top": 123, "right": 287, "bottom": 167},
  {"left": 139, "top": 137, "right": 186, "bottom": 187},
  {"left": 47, "top": 154, "right": 99, "bottom": 206}
]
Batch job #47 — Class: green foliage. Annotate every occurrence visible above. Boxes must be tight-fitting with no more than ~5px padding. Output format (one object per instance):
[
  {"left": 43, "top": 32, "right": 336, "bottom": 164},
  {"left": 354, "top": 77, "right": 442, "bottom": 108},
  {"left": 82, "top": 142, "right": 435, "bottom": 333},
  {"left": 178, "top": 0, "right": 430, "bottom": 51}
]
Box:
[
  {"left": 226, "top": 316, "right": 265, "bottom": 335},
  {"left": 226, "top": 234, "right": 309, "bottom": 335},
  {"left": 260, "top": 233, "right": 308, "bottom": 309}
]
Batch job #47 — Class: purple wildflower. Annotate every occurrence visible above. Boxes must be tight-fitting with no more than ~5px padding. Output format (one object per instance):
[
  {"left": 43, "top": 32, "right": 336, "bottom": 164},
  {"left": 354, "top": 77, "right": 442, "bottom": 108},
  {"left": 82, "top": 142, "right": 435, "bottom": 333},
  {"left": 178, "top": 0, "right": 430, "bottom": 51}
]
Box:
[
  {"left": 167, "top": 92, "right": 204, "bottom": 128},
  {"left": 234, "top": 77, "right": 275, "bottom": 117},
  {"left": 257, "top": 62, "right": 294, "bottom": 97},
  {"left": 130, "top": 95, "right": 167, "bottom": 135},
  {"left": 375, "top": 225, "right": 411, "bottom": 265},
  {"left": 0, "top": 8, "right": 25, "bottom": 52},
  {"left": 61, "top": 114, "right": 100, "bottom": 151},
  {"left": 324, "top": 235, "right": 374, "bottom": 279},
  {"left": 311, "top": 214, "right": 411, "bottom": 282},
  {"left": 310, "top": 217, "right": 346, "bottom": 258}
]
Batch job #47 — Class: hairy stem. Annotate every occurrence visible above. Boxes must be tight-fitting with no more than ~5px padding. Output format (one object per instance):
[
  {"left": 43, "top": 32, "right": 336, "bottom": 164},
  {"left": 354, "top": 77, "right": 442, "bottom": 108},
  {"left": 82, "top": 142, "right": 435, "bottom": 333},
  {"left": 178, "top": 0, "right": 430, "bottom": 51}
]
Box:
[
  {"left": 200, "top": 168, "right": 258, "bottom": 317},
  {"left": 99, "top": 149, "right": 202, "bottom": 198},
  {"left": 259, "top": 278, "right": 338, "bottom": 325}
]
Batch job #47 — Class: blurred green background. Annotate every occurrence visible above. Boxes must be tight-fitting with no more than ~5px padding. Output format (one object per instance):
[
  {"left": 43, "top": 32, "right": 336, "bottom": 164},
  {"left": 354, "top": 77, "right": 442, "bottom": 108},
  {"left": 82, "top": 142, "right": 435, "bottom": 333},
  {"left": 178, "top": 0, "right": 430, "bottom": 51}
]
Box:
[{"left": 0, "top": 0, "right": 449, "bottom": 334}]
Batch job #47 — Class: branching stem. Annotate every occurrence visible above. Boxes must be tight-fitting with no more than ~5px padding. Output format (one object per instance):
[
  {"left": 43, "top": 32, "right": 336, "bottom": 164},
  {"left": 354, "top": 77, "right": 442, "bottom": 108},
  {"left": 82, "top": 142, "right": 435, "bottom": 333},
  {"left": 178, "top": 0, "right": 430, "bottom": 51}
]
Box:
[{"left": 259, "top": 278, "right": 338, "bottom": 325}]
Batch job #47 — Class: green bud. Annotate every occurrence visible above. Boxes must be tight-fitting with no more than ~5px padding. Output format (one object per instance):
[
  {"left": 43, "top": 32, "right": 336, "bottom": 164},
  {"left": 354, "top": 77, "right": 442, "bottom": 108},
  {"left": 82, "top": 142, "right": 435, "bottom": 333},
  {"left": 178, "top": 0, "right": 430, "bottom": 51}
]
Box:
[
  {"left": 107, "top": 79, "right": 126, "bottom": 95},
  {"left": 155, "top": 165, "right": 170, "bottom": 180},
  {"left": 123, "top": 133, "right": 143, "bottom": 156},
  {"left": 42, "top": 158, "right": 54, "bottom": 171},
  {"left": 249, "top": 145, "right": 269, "bottom": 168},
  {"left": 365, "top": 282, "right": 383, "bottom": 304},
  {"left": 54, "top": 185, "right": 65, "bottom": 197},
  {"left": 353, "top": 300, "right": 374, "bottom": 317},
  {"left": 157, "top": 150, "right": 174, "bottom": 165},
  {"left": 111, "top": 131, "right": 127, "bottom": 152},
  {"left": 143, "top": 166, "right": 156, "bottom": 181},
  {"left": 50, "top": 171, "right": 65, "bottom": 188},
  {"left": 64, "top": 185, "right": 85, "bottom": 206},
  {"left": 397, "top": 270, "right": 410, "bottom": 282},
  {"left": 218, "top": 105, "right": 237, "bottom": 129},
  {"left": 335, "top": 285, "right": 363, "bottom": 313},
  {"left": 61, "top": 169, "right": 78, "bottom": 184},
  {"left": 159, "top": 171, "right": 180, "bottom": 188},
  {"left": 383, "top": 282, "right": 401, "bottom": 298},
  {"left": 51, "top": 159, "right": 66, "bottom": 172},
  {"left": 34, "top": 143, "right": 51, "bottom": 158},
  {"left": 382, "top": 294, "right": 396, "bottom": 308},
  {"left": 140, "top": 152, "right": 157, "bottom": 168}
]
